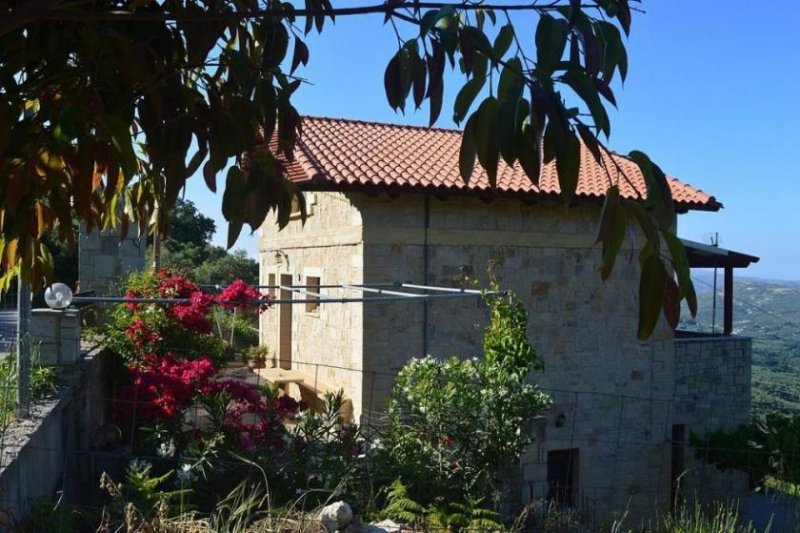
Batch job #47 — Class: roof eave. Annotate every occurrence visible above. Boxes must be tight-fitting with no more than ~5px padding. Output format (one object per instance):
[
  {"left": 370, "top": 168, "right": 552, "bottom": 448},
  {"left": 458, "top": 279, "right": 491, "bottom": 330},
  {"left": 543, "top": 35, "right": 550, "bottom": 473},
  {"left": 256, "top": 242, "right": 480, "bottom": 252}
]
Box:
[{"left": 294, "top": 179, "right": 721, "bottom": 212}]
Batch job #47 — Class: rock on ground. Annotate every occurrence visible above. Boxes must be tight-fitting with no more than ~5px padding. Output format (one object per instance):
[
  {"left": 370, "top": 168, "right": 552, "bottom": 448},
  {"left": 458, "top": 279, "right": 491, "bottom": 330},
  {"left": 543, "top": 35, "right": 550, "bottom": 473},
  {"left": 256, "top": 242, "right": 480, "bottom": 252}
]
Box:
[
  {"left": 364, "top": 519, "right": 404, "bottom": 532},
  {"left": 318, "top": 501, "right": 353, "bottom": 532}
]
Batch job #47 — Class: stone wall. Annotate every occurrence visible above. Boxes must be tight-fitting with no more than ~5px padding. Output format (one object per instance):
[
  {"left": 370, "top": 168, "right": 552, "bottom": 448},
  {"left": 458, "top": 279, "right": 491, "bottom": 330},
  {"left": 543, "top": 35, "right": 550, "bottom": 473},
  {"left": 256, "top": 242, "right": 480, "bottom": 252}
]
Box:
[
  {"left": 259, "top": 192, "right": 366, "bottom": 416},
  {"left": 358, "top": 193, "right": 677, "bottom": 521},
  {"left": 258, "top": 190, "right": 752, "bottom": 524},
  {"left": 672, "top": 336, "right": 752, "bottom": 501},
  {"left": 78, "top": 224, "right": 146, "bottom": 295}
]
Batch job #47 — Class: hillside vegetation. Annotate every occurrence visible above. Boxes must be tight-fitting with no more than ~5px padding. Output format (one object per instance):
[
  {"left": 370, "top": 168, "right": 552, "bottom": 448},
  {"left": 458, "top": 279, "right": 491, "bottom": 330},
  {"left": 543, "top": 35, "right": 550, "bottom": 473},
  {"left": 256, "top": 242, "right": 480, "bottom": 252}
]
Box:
[{"left": 679, "top": 274, "right": 800, "bottom": 415}]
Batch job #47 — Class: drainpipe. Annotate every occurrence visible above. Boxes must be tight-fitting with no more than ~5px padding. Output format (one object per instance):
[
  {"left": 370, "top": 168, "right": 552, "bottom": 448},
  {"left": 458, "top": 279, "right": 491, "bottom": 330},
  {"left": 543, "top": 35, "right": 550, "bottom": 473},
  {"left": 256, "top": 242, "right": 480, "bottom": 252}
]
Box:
[{"left": 422, "top": 194, "right": 431, "bottom": 356}]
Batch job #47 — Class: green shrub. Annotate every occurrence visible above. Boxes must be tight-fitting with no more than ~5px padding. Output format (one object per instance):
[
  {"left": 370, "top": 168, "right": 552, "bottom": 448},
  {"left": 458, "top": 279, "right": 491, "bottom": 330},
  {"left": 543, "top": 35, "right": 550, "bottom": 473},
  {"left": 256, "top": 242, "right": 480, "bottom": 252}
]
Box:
[
  {"left": 376, "top": 288, "right": 550, "bottom": 505},
  {"left": 690, "top": 413, "right": 800, "bottom": 489}
]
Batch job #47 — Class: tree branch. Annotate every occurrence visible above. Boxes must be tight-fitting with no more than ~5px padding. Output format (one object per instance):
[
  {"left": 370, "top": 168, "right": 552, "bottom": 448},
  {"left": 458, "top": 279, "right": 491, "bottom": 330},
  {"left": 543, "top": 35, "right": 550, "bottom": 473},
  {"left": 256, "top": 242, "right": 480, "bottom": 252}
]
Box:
[{"left": 20, "top": 1, "right": 603, "bottom": 24}]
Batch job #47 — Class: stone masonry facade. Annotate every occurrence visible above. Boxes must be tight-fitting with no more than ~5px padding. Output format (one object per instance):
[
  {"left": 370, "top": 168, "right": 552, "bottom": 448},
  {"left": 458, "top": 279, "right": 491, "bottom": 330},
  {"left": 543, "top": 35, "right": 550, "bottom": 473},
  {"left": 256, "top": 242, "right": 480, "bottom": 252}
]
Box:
[
  {"left": 259, "top": 191, "right": 752, "bottom": 524},
  {"left": 672, "top": 337, "right": 752, "bottom": 500},
  {"left": 259, "top": 192, "right": 366, "bottom": 412}
]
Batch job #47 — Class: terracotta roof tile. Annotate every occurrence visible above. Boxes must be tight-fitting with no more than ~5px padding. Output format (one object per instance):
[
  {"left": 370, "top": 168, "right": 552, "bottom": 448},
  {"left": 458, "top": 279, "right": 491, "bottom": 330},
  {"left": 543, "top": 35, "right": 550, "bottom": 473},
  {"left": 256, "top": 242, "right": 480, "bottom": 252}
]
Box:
[{"left": 284, "top": 116, "right": 721, "bottom": 211}]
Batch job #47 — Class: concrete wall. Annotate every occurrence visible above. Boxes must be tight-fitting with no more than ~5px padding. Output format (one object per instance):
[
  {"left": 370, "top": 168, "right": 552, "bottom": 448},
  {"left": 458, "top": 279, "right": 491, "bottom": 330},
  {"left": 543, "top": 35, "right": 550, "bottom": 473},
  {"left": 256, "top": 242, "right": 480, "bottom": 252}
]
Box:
[
  {"left": 30, "top": 309, "right": 80, "bottom": 365},
  {"left": 259, "top": 192, "right": 366, "bottom": 416},
  {"left": 78, "top": 224, "right": 146, "bottom": 295},
  {"left": 0, "top": 347, "right": 112, "bottom": 524}
]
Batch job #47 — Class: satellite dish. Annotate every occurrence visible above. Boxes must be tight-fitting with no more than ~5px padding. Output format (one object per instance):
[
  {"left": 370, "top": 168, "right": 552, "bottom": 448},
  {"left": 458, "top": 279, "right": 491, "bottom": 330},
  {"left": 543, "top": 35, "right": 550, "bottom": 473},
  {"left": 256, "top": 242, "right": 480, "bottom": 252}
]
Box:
[{"left": 44, "top": 283, "right": 73, "bottom": 309}]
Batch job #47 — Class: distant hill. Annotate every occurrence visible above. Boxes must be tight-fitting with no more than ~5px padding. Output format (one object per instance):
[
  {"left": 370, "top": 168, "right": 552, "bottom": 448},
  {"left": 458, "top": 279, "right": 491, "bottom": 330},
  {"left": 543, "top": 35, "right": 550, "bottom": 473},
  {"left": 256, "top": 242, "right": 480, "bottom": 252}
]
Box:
[{"left": 679, "top": 274, "right": 800, "bottom": 415}]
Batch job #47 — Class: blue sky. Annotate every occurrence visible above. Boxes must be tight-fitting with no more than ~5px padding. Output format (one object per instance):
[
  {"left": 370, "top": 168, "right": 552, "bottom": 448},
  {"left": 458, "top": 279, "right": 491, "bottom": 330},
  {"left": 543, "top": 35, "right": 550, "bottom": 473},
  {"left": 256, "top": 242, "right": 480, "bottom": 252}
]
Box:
[{"left": 187, "top": 0, "right": 800, "bottom": 280}]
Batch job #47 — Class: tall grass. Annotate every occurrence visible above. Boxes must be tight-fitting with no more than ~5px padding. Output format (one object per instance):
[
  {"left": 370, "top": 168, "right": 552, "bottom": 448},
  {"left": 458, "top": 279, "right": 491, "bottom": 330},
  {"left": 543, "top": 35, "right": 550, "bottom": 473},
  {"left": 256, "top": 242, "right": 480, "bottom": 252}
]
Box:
[{"left": 657, "top": 499, "right": 766, "bottom": 533}]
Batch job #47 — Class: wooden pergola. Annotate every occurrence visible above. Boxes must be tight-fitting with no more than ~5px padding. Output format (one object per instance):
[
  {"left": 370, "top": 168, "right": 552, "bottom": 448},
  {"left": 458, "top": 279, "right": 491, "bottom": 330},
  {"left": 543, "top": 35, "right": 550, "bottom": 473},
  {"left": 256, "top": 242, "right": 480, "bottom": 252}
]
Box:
[{"left": 681, "top": 239, "right": 760, "bottom": 335}]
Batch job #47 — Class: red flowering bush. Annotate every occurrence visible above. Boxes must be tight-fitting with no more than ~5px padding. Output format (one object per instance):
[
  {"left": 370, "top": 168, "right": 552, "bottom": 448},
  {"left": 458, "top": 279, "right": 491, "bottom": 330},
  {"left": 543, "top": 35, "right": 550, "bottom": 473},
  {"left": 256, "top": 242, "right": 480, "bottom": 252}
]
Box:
[
  {"left": 172, "top": 292, "right": 215, "bottom": 334},
  {"left": 106, "top": 270, "right": 269, "bottom": 367},
  {"left": 205, "top": 380, "right": 304, "bottom": 453},
  {"left": 157, "top": 271, "right": 199, "bottom": 299},
  {"left": 106, "top": 270, "right": 362, "bottom": 508},
  {"left": 115, "top": 354, "right": 216, "bottom": 422},
  {"left": 216, "top": 279, "right": 269, "bottom": 311}
]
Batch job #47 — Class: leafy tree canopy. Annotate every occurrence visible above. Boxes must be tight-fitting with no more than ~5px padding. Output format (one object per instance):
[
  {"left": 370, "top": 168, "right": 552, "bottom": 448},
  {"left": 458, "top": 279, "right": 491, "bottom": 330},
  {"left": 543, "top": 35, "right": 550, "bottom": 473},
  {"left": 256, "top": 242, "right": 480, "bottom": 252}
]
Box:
[
  {"left": 165, "top": 198, "right": 216, "bottom": 252},
  {"left": 0, "top": 0, "right": 694, "bottom": 338},
  {"left": 160, "top": 199, "right": 258, "bottom": 285}
]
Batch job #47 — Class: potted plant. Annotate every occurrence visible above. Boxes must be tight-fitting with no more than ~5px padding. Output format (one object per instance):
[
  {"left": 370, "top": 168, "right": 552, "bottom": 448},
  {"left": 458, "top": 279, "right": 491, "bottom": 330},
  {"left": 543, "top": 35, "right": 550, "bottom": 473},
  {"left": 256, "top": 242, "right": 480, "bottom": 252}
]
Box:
[{"left": 245, "top": 345, "right": 269, "bottom": 370}]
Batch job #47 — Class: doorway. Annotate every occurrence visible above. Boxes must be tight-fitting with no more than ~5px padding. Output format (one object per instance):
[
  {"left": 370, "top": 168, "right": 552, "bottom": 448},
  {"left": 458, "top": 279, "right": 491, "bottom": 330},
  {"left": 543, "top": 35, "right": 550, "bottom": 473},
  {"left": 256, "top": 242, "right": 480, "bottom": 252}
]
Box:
[{"left": 547, "top": 448, "right": 579, "bottom": 507}]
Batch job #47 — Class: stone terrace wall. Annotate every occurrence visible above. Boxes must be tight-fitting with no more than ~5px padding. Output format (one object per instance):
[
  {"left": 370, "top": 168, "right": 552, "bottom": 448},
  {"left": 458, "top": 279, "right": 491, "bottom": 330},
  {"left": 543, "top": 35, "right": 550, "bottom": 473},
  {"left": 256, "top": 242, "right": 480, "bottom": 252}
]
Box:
[
  {"left": 673, "top": 336, "right": 752, "bottom": 501},
  {"left": 359, "top": 193, "right": 677, "bottom": 521},
  {"left": 259, "top": 192, "right": 366, "bottom": 417},
  {"left": 78, "top": 224, "right": 146, "bottom": 295}
]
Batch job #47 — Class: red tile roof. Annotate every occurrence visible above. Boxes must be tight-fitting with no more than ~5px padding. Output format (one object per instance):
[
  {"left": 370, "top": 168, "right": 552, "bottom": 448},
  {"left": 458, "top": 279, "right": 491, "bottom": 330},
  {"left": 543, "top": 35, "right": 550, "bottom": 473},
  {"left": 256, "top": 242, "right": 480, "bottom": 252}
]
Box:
[{"left": 283, "top": 117, "right": 721, "bottom": 211}]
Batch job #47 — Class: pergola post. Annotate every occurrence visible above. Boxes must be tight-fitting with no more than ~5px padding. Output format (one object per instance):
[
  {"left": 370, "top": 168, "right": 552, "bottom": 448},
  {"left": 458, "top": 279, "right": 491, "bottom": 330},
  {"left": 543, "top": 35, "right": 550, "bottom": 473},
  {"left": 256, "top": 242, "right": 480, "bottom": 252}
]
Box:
[
  {"left": 680, "top": 239, "right": 759, "bottom": 337},
  {"left": 723, "top": 266, "right": 733, "bottom": 335}
]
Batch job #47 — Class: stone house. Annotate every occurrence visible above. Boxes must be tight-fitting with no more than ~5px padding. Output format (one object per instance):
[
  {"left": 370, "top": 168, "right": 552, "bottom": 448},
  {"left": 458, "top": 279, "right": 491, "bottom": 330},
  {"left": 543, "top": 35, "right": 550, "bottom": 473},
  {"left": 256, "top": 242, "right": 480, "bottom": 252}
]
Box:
[{"left": 258, "top": 117, "right": 757, "bottom": 522}]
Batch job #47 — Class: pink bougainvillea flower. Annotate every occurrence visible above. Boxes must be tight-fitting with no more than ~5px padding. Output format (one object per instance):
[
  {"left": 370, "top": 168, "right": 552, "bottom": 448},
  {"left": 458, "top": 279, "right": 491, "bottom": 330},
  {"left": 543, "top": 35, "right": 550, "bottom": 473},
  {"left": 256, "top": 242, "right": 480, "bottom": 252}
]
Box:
[{"left": 217, "top": 279, "right": 271, "bottom": 311}]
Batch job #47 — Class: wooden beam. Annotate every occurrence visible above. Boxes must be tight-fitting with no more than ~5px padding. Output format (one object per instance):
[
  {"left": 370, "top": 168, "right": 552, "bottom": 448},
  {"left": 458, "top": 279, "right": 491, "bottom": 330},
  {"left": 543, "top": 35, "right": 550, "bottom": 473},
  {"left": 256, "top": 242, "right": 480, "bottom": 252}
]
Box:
[{"left": 724, "top": 266, "right": 734, "bottom": 335}]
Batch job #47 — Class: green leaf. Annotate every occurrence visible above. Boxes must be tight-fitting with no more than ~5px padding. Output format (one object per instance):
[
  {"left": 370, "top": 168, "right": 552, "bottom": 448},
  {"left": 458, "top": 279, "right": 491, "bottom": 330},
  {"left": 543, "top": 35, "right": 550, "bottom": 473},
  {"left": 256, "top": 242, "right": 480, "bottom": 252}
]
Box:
[
  {"left": 0, "top": 101, "right": 13, "bottom": 156},
  {"left": 576, "top": 122, "right": 603, "bottom": 164},
  {"left": 384, "top": 49, "right": 407, "bottom": 112},
  {"left": 98, "top": 114, "right": 138, "bottom": 180},
  {"left": 662, "top": 229, "right": 697, "bottom": 316},
  {"left": 493, "top": 25, "right": 514, "bottom": 60},
  {"left": 517, "top": 124, "right": 541, "bottom": 187},
  {"left": 561, "top": 69, "right": 610, "bottom": 137},
  {"left": 662, "top": 275, "right": 680, "bottom": 330},
  {"left": 420, "top": 9, "right": 440, "bottom": 36},
  {"left": 554, "top": 130, "right": 581, "bottom": 204},
  {"left": 222, "top": 165, "right": 246, "bottom": 220},
  {"left": 473, "top": 97, "right": 499, "bottom": 187},
  {"left": 617, "top": 0, "right": 632, "bottom": 36},
  {"left": 459, "top": 114, "right": 478, "bottom": 183},
  {"left": 453, "top": 77, "right": 485, "bottom": 125},
  {"left": 597, "top": 21, "right": 627, "bottom": 83},
  {"left": 262, "top": 22, "right": 289, "bottom": 70},
  {"left": 411, "top": 52, "right": 427, "bottom": 110},
  {"left": 186, "top": 145, "right": 207, "bottom": 177},
  {"left": 596, "top": 186, "right": 626, "bottom": 279},
  {"left": 227, "top": 218, "right": 244, "bottom": 249},
  {"left": 426, "top": 42, "right": 445, "bottom": 125},
  {"left": 461, "top": 26, "right": 494, "bottom": 62},
  {"left": 259, "top": 79, "right": 277, "bottom": 142},
  {"left": 628, "top": 150, "right": 675, "bottom": 229},
  {"left": 621, "top": 198, "right": 657, "bottom": 242},
  {"left": 535, "top": 14, "right": 570, "bottom": 73},
  {"left": 203, "top": 161, "right": 217, "bottom": 193},
  {"left": 496, "top": 61, "right": 524, "bottom": 166},
  {"left": 290, "top": 37, "right": 309, "bottom": 74},
  {"left": 53, "top": 104, "right": 79, "bottom": 146},
  {"left": 638, "top": 252, "right": 667, "bottom": 340},
  {"left": 303, "top": 0, "right": 315, "bottom": 34},
  {"left": 497, "top": 57, "right": 524, "bottom": 104}
]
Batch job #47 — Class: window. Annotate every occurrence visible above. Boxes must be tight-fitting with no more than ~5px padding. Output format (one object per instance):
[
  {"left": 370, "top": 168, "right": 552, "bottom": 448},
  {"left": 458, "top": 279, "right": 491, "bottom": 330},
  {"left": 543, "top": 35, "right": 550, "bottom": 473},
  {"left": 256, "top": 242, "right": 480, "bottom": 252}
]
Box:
[
  {"left": 290, "top": 196, "right": 303, "bottom": 219},
  {"left": 267, "top": 273, "right": 276, "bottom": 298},
  {"left": 547, "top": 448, "right": 579, "bottom": 507},
  {"left": 306, "top": 276, "right": 320, "bottom": 313},
  {"left": 290, "top": 192, "right": 316, "bottom": 220}
]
